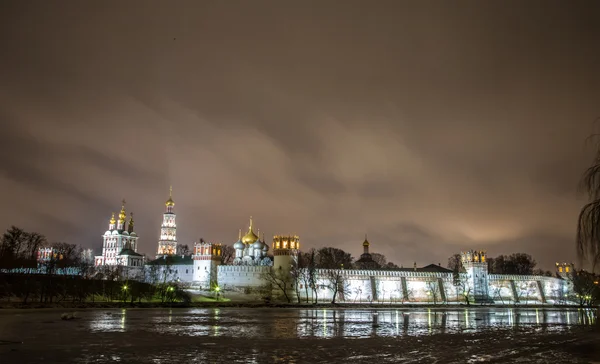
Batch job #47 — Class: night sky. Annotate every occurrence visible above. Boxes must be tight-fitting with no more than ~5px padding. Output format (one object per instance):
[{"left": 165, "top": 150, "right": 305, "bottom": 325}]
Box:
[{"left": 1, "top": 1, "right": 600, "bottom": 270}]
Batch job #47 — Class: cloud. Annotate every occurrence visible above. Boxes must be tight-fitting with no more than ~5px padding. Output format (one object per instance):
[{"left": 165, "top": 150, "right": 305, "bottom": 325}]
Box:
[{"left": 0, "top": 1, "right": 599, "bottom": 269}]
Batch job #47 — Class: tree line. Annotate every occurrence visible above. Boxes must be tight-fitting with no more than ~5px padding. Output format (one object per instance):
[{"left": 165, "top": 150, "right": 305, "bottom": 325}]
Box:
[
  {"left": 0, "top": 226, "right": 190, "bottom": 304},
  {"left": 446, "top": 252, "right": 553, "bottom": 276}
]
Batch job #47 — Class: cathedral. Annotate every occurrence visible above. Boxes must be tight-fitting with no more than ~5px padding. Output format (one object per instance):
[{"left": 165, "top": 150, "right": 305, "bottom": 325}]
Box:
[
  {"left": 94, "top": 200, "right": 143, "bottom": 269},
  {"left": 232, "top": 217, "right": 272, "bottom": 266}
]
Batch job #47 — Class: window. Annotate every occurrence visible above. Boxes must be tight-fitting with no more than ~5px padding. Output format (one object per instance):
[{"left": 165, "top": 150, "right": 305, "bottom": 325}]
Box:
[{"left": 186, "top": 269, "right": 189, "bottom": 274}]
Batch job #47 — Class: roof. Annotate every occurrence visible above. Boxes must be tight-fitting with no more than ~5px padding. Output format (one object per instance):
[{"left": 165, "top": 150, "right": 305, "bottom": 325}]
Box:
[
  {"left": 354, "top": 264, "right": 453, "bottom": 273},
  {"left": 118, "top": 248, "right": 143, "bottom": 257},
  {"left": 147, "top": 255, "right": 193, "bottom": 266},
  {"left": 417, "top": 264, "right": 453, "bottom": 273}
]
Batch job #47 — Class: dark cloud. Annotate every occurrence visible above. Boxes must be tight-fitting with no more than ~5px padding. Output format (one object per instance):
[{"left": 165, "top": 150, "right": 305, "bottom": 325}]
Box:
[{"left": 1, "top": 1, "right": 599, "bottom": 269}]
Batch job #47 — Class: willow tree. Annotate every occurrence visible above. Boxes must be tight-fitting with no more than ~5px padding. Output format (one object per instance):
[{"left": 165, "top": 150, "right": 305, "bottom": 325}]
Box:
[{"left": 577, "top": 135, "right": 600, "bottom": 272}]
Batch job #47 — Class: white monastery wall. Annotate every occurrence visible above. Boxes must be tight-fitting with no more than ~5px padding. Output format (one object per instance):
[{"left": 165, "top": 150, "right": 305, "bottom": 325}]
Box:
[{"left": 218, "top": 265, "right": 271, "bottom": 288}]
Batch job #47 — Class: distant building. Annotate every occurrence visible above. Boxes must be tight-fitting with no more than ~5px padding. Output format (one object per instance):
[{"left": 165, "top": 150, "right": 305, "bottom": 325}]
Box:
[
  {"left": 94, "top": 200, "right": 143, "bottom": 269},
  {"left": 156, "top": 186, "right": 178, "bottom": 257},
  {"left": 354, "top": 235, "right": 378, "bottom": 269}
]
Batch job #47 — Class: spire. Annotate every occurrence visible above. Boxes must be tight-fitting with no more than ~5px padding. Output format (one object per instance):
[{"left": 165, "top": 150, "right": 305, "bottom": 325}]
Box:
[
  {"left": 238, "top": 229, "right": 242, "bottom": 240},
  {"left": 127, "top": 212, "right": 134, "bottom": 233},
  {"left": 109, "top": 212, "right": 116, "bottom": 230},
  {"left": 249, "top": 216, "right": 253, "bottom": 231},
  {"left": 165, "top": 186, "right": 175, "bottom": 210},
  {"left": 118, "top": 199, "right": 126, "bottom": 222},
  {"left": 257, "top": 228, "right": 260, "bottom": 241},
  {"left": 117, "top": 199, "right": 126, "bottom": 230}
]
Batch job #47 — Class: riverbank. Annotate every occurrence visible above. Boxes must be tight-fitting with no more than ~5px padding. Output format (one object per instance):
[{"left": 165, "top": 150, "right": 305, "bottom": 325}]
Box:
[{"left": 0, "top": 301, "right": 585, "bottom": 310}]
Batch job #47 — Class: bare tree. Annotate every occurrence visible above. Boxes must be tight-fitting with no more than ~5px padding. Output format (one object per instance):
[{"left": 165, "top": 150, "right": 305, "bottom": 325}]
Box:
[
  {"left": 491, "top": 281, "right": 509, "bottom": 304},
  {"left": 220, "top": 245, "right": 235, "bottom": 265},
  {"left": 291, "top": 252, "right": 310, "bottom": 303},
  {"left": 177, "top": 244, "right": 191, "bottom": 255},
  {"left": 307, "top": 248, "right": 319, "bottom": 304},
  {"left": 577, "top": 134, "right": 600, "bottom": 272},
  {"left": 447, "top": 254, "right": 462, "bottom": 272},
  {"left": 324, "top": 270, "right": 349, "bottom": 304},
  {"left": 262, "top": 268, "right": 292, "bottom": 303},
  {"left": 316, "top": 247, "right": 353, "bottom": 269},
  {"left": 371, "top": 253, "right": 387, "bottom": 267},
  {"left": 425, "top": 280, "right": 440, "bottom": 304}
]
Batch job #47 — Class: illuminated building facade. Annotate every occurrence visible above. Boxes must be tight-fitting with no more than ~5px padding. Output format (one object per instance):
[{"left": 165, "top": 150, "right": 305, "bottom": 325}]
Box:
[
  {"left": 156, "top": 187, "right": 178, "bottom": 257},
  {"left": 232, "top": 217, "right": 272, "bottom": 266},
  {"left": 94, "top": 200, "right": 143, "bottom": 268}
]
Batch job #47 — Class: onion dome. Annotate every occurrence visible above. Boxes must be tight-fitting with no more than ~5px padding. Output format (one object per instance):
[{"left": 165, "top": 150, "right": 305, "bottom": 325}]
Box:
[
  {"left": 233, "top": 229, "right": 245, "bottom": 250},
  {"left": 241, "top": 216, "right": 259, "bottom": 245},
  {"left": 118, "top": 199, "right": 127, "bottom": 223},
  {"left": 166, "top": 186, "right": 175, "bottom": 207},
  {"left": 109, "top": 212, "right": 116, "bottom": 225},
  {"left": 253, "top": 239, "right": 264, "bottom": 250},
  {"left": 363, "top": 234, "right": 370, "bottom": 247},
  {"left": 262, "top": 243, "right": 269, "bottom": 252}
]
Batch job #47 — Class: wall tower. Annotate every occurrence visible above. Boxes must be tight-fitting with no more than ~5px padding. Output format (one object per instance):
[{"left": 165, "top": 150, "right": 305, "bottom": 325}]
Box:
[
  {"left": 272, "top": 235, "right": 300, "bottom": 278},
  {"left": 157, "top": 186, "right": 177, "bottom": 257},
  {"left": 461, "top": 250, "right": 492, "bottom": 303},
  {"left": 192, "top": 241, "right": 222, "bottom": 288}
]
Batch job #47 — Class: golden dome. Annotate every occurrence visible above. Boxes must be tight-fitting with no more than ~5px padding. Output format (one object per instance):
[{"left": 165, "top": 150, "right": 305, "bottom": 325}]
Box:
[
  {"left": 166, "top": 186, "right": 175, "bottom": 207},
  {"left": 118, "top": 199, "right": 126, "bottom": 222},
  {"left": 109, "top": 212, "right": 116, "bottom": 225},
  {"left": 363, "top": 234, "right": 370, "bottom": 247},
  {"left": 241, "top": 216, "right": 259, "bottom": 244}
]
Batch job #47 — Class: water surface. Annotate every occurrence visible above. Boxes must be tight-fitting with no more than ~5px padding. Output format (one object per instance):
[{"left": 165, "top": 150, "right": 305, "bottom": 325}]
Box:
[{"left": 0, "top": 307, "right": 597, "bottom": 363}]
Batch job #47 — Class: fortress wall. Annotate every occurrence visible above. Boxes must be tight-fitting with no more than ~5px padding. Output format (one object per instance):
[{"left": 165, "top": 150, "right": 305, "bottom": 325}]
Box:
[
  {"left": 217, "top": 265, "right": 271, "bottom": 288},
  {"left": 297, "top": 269, "right": 460, "bottom": 303},
  {"left": 295, "top": 270, "right": 572, "bottom": 304},
  {"left": 487, "top": 275, "right": 569, "bottom": 304}
]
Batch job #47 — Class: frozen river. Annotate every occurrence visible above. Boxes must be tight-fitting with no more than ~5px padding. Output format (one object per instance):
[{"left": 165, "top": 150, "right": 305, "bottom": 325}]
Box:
[{"left": 0, "top": 307, "right": 598, "bottom": 363}]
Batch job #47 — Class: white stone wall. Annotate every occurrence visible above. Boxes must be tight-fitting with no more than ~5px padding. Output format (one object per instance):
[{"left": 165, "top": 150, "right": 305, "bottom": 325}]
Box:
[
  {"left": 294, "top": 269, "right": 571, "bottom": 304},
  {"left": 217, "top": 265, "right": 271, "bottom": 289}
]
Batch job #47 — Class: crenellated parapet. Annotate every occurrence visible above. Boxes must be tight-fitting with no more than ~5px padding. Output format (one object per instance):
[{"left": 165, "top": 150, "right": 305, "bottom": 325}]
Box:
[
  {"left": 461, "top": 250, "right": 487, "bottom": 264},
  {"left": 272, "top": 235, "right": 300, "bottom": 255},
  {"left": 193, "top": 241, "right": 222, "bottom": 261}
]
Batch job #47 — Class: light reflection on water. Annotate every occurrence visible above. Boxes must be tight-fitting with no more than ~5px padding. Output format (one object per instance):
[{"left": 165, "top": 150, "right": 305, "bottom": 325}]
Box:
[
  {"left": 1, "top": 307, "right": 597, "bottom": 363},
  {"left": 87, "top": 307, "right": 595, "bottom": 339}
]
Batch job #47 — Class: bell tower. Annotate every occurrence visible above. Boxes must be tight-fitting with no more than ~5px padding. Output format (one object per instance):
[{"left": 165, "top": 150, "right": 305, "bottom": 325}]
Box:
[{"left": 157, "top": 186, "right": 178, "bottom": 257}]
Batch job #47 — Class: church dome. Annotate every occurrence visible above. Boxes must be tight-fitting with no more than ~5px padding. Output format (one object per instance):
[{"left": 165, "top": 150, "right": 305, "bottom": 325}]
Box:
[
  {"left": 363, "top": 236, "right": 370, "bottom": 247},
  {"left": 165, "top": 186, "right": 175, "bottom": 207},
  {"left": 234, "top": 240, "right": 245, "bottom": 250},
  {"left": 111, "top": 230, "right": 119, "bottom": 236},
  {"left": 241, "top": 217, "right": 259, "bottom": 245},
  {"left": 242, "top": 230, "right": 258, "bottom": 245},
  {"left": 122, "top": 231, "right": 129, "bottom": 236},
  {"left": 104, "top": 230, "right": 111, "bottom": 236},
  {"left": 253, "top": 240, "right": 264, "bottom": 249},
  {"left": 262, "top": 244, "right": 269, "bottom": 252}
]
